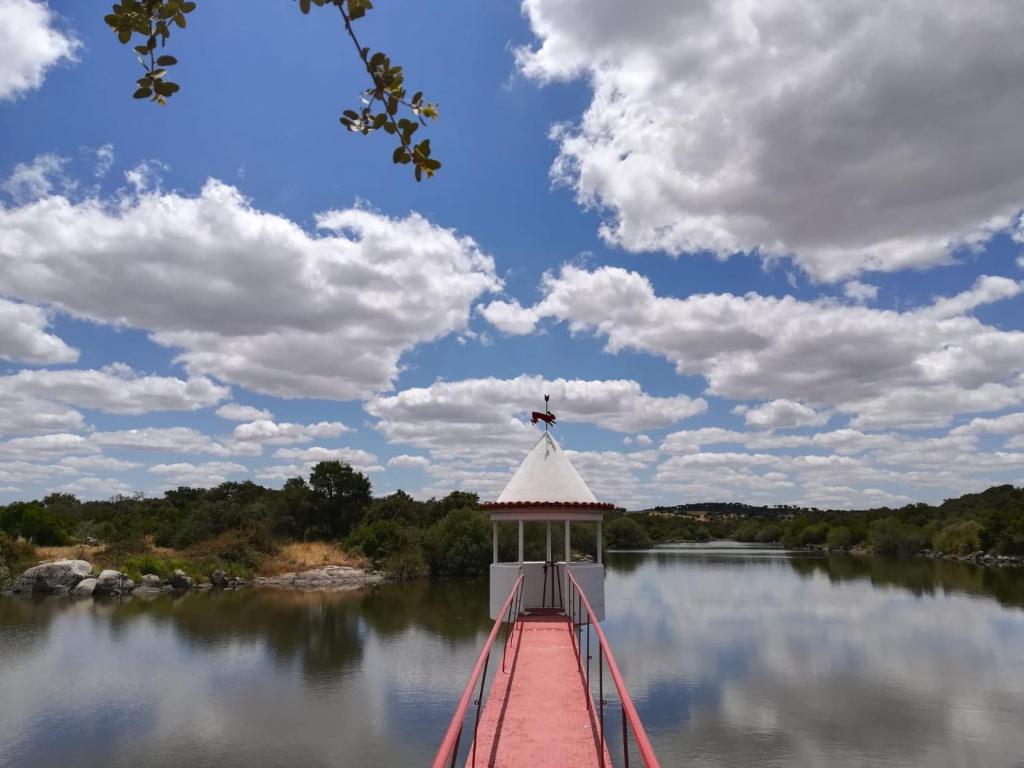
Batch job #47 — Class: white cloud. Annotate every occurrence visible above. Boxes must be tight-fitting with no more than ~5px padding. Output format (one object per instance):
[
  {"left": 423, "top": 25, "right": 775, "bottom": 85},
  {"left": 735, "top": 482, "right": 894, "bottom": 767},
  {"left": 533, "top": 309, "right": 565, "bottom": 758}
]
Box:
[
  {"left": 0, "top": 433, "right": 94, "bottom": 460},
  {"left": 0, "top": 395, "right": 85, "bottom": 436},
  {"left": 387, "top": 454, "right": 430, "bottom": 469},
  {"left": 232, "top": 419, "right": 351, "bottom": 445},
  {"left": 623, "top": 434, "right": 652, "bottom": 446},
  {"left": 0, "top": 0, "right": 79, "bottom": 101},
  {"left": 272, "top": 446, "right": 379, "bottom": 466},
  {"left": 0, "top": 364, "right": 228, "bottom": 414},
  {"left": 58, "top": 454, "right": 139, "bottom": 472},
  {"left": 93, "top": 144, "right": 115, "bottom": 178},
  {"left": 367, "top": 375, "right": 705, "bottom": 440},
  {"left": 739, "top": 399, "right": 829, "bottom": 429},
  {"left": 148, "top": 461, "right": 248, "bottom": 488},
  {"left": 0, "top": 297, "right": 78, "bottom": 364},
  {"left": 0, "top": 179, "right": 500, "bottom": 399},
  {"left": 216, "top": 403, "right": 274, "bottom": 422},
  {"left": 88, "top": 427, "right": 260, "bottom": 457},
  {"left": 843, "top": 281, "right": 878, "bottom": 303},
  {"left": 519, "top": 0, "right": 1024, "bottom": 281},
  {"left": 2, "top": 153, "right": 71, "bottom": 203},
  {"left": 482, "top": 265, "right": 1024, "bottom": 429}
]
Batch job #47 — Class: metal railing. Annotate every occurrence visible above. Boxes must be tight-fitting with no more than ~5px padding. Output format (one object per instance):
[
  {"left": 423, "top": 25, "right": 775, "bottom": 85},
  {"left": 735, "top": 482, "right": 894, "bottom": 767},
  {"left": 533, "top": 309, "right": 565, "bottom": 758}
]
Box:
[
  {"left": 566, "top": 568, "right": 661, "bottom": 768},
  {"left": 432, "top": 573, "right": 525, "bottom": 768}
]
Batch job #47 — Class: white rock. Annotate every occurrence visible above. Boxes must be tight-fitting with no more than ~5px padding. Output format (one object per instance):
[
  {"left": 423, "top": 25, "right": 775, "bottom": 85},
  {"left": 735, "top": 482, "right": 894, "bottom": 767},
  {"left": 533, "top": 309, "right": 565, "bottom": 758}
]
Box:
[{"left": 12, "top": 560, "right": 93, "bottom": 594}]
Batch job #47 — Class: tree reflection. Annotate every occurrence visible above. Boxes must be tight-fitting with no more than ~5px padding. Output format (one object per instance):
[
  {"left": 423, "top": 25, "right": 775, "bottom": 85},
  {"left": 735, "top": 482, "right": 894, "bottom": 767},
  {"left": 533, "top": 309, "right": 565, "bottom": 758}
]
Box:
[{"left": 790, "top": 554, "right": 1024, "bottom": 609}]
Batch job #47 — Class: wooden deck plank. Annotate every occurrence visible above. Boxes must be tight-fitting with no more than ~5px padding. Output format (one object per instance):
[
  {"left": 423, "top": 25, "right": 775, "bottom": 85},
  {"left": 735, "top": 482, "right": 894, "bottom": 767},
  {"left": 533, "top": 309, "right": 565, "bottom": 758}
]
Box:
[{"left": 465, "top": 615, "right": 612, "bottom": 768}]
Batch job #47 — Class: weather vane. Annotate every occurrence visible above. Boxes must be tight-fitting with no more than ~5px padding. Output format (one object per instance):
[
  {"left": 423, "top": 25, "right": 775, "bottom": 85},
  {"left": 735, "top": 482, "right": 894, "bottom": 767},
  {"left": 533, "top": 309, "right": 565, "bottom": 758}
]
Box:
[{"left": 530, "top": 393, "right": 556, "bottom": 431}]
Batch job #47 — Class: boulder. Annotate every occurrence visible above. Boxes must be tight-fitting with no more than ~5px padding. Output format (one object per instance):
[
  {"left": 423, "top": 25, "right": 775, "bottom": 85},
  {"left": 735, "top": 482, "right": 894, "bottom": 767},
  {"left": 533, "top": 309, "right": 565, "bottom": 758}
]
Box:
[
  {"left": 95, "top": 569, "right": 135, "bottom": 596},
  {"left": 11, "top": 560, "right": 93, "bottom": 594},
  {"left": 141, "top": 574, "right": 162, "bottom": 588},
  {"left": 210, "top": 570, "right": 229, "bottom": 588},
  {"left": 170, "top": 569, "right": 193, "bottom": 590},
  {"left": 71, "top": 577, "right": 98, "bottom": 597}
]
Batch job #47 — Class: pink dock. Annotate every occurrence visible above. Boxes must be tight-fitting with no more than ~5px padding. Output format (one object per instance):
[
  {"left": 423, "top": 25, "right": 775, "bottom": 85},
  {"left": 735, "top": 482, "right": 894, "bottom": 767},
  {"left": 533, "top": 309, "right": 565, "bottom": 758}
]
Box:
[{"left": 432, "top": 413, "right": 660, "bottom": 768}]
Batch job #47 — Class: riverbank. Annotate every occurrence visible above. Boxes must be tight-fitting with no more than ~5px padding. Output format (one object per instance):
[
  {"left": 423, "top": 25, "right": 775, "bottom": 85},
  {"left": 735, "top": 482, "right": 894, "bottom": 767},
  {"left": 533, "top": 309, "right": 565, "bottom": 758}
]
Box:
[{"left": 1, "top": 557, "right": 386, "bottom": 598}]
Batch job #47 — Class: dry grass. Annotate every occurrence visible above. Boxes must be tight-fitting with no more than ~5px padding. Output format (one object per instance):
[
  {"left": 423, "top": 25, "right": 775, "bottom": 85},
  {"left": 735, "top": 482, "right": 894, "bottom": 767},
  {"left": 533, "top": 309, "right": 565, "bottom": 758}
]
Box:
[
  {"left": 35, "top": 544, "right": 104, "bottom": 564},
  {"left": 258, "top": 541, "right": 365, "bottom": 576}
]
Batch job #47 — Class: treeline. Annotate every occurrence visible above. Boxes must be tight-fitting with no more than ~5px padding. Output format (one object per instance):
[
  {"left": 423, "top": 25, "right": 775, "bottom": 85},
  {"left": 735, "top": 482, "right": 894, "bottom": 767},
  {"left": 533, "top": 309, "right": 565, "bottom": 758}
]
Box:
[
  {"left": 0, "top": 460, "right": 608, "bottom": 583},
  {"left": 633, "top": 485, "right": 1024, "bottom": 556}
]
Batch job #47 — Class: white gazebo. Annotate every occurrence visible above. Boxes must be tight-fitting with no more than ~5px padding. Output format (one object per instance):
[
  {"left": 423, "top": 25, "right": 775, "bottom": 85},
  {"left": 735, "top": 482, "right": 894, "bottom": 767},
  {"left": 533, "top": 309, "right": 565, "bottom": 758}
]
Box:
[{"left": 482, "top": 430, "right": 613, "bottom": 621}]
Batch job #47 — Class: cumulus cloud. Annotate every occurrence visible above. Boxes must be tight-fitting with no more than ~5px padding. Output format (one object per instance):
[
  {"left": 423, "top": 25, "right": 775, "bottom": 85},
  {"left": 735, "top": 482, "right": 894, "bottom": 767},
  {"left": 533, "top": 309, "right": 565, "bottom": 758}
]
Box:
[
  {"left": 2, "top": 153, "right": 71, "bottom": 203},
  {"left": 843, "top": 281, "right": 878, "bottom": 304},
  {"left": 387, "top": 454, "right": 430, "bottom": 469},
  {"left": 623, "top": 434, "right": 652, "bottom": 446},
  {"left": 481, "top": 265, "right": 1024, "bottom": 429},
  {"left": 216, "top": 403, "right": 274, "bottom": 422},
  {"left": 88, "top": 427, "right": 260, "bottom": 457},
  {"left": 0, "top": 297, "right": 78, "bottom": 364},
  {"left": 148, "top": 461, "right": 248, "bottom": 488},
  {"left": 519, "top": 0, "right": 1024, "bottom": 280},
  {"left": 0, "top": 364, "right": 228, "bottom": 414},
  {"left": 232, "top": 420, "right": 351, "bottom": 445},
  {"left": 738, "top": 400, "right": 829, "bottom": 429},
  {"left": 0, "top": 0, "right": 79, "bottom": 101},
  {"left": 0, "top": 178, "right": 500, "bottom": 399},
  {"left": 0, "top": 395, "right": 85, "bottom": 436}
]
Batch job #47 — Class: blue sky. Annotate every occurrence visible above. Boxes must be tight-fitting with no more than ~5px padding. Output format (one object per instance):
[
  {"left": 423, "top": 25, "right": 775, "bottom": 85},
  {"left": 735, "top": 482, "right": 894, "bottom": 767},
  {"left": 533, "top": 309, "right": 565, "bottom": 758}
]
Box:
[{"left": 0, "top": 0, "right": 1022, "bottom": 509}]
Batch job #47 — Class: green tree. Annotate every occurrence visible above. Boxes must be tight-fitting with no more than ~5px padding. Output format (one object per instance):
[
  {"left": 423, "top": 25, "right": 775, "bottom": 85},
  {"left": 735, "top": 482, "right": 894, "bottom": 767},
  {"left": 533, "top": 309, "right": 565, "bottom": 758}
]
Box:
[
  {"left": 869, "top": 517, "right": 928, "bottom": 556},
  {"left": 605, "top": 516, "right": 652, "bottom": 550},
  {"left": 933, "top": 520, "right": 982, "bottom": 555},
  {"left": 103, "top": 0, "right": 441, "bottom": 180},
  {"left": 308, "top": 461, "right": 372, "bottom": 538},
  {"left": 827, "top": 525, "right": 852, "bottom": 550},
  {"left": 423, "top": 508, "right": 491, "bottom": 578}
]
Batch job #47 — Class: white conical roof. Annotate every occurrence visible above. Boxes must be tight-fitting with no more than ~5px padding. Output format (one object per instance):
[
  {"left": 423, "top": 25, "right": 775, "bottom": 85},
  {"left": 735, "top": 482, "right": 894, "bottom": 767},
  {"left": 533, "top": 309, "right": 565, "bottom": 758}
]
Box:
[{"left": 495, "top": 431, "right": 600, "bottom": 504}]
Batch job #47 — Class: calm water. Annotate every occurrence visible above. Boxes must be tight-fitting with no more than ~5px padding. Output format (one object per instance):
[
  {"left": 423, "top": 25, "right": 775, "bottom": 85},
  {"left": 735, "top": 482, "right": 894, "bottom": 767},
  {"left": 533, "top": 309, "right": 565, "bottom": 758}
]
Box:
[{"left": 3, "top": 545, "right": 1024, "bottom": 767}]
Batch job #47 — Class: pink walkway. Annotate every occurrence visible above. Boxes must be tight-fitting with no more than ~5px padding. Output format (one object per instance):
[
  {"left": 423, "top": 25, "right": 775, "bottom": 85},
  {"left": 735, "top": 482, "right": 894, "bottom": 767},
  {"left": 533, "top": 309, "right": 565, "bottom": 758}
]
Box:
[{"left": 466, "top": 614, "right": 613, "bottom": 768}]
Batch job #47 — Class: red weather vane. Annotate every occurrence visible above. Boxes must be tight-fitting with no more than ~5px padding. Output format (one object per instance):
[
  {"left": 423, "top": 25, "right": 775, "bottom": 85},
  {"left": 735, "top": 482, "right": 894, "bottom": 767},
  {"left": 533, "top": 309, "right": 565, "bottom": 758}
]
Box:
[{"left": 531, "top": 394, "right": 556, "bottom": 429}]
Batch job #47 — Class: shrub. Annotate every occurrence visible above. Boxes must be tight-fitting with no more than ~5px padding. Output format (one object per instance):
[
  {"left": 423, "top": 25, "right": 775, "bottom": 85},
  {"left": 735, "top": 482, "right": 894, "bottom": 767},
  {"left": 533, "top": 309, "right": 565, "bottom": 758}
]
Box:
[
  {"left": 384, "top": 543, "right": 429, "bottom": 580},
  {"left": 348, "top": 519, "right": 412, "bottom": 562},
  {"left": 755, "top": 524, "right": 782, "bottom": 543},
  {"left": 798, "top": 522, "right": 829, "bottom": 546},
  {"left": 827, "top": 526, "right": 852, "bottom": 550},
  {"left": 869, "top": 517, "right": 928, "bottom": 556},
  {"left": 423, "top": 508, "right": 491, "bottom": 578},
  {"left": 605, "top": 516, "right": 653, "bottom": 550},
  {"left": 932, "top": 520, "right": 982, "bottom": 555}
]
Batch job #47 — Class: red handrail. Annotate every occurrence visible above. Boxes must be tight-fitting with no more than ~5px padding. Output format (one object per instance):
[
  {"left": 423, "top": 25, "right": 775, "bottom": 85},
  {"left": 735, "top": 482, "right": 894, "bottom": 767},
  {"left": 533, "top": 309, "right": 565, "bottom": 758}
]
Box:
[
  {"left": 566, "top": 568, "right": 661, "bottom": 767},
  {"left": 432, "top": 573, "right": 524, "bottom": 768}
]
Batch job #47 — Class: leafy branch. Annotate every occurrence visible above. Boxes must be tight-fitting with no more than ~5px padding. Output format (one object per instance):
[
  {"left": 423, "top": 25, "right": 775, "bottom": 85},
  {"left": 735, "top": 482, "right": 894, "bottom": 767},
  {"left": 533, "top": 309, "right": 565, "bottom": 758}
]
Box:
[{"left": 104, "top": 0, "right": 441, "bottom": 181}]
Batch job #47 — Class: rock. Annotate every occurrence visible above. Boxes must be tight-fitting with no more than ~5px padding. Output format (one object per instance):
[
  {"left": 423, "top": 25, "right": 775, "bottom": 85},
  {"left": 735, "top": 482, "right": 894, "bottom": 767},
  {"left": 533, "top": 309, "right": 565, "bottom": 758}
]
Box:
[
  {"left": 12, "top": 560, "right": 93, "bottom": 594},
  {"left": 170, "top": 569, "right": 193, "bottom": 590},
  {"left": 254, "top": 565, "right": 384, "bottom": 590},
  {"left": 95, "top": 569, "right": 136, "bottom": 596},
  {"left": 210, "top": 570, "right": 229, "bottom": 588},
  {"left": 140, "top": 574, "right": 161, "bottom": 588},
  {"left": 71, "top": 577, "right": 98, "bottom": 597},
  {"left": 130, "top": 586, "right": 162, "bottom": 598}
]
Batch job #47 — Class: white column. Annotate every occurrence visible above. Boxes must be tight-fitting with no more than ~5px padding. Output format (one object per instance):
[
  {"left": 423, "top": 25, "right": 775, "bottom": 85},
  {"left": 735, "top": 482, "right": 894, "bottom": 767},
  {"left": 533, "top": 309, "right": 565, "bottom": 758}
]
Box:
[
  {"left": 517, "top": 519, "right": 524, "bottom": 563},
  {"left": 546, "top": 521, "right": 552, "bottom": 561},
  {"left": 493, "top": 521, "right": 498, "bottom": 564},
  {"left": 597, "top": 519, "right": 603, "bottom": 564}
]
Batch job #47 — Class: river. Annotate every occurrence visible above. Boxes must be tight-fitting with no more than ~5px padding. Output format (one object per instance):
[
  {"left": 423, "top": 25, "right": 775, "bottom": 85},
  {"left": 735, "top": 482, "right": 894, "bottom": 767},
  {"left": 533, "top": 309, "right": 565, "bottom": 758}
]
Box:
[{"left": 2, "top": 543, "right": 1024, "bottom": 767}]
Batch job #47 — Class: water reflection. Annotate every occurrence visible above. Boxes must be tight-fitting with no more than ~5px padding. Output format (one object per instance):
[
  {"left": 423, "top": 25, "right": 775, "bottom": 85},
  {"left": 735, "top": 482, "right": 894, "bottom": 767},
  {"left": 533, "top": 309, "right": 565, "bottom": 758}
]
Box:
[
  {"left": 601, "top": 545, "right": 1024, "bottom": 767},
  {"left": 3, "top": 551, "right": 1024, "bottom": 767}
]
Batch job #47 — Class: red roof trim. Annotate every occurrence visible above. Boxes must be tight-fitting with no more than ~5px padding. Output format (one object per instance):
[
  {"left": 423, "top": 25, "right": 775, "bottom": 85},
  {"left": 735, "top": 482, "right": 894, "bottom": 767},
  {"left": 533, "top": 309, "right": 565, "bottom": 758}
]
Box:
[{"left": 480, "top": 500, "right": 616, "bottom": 510}]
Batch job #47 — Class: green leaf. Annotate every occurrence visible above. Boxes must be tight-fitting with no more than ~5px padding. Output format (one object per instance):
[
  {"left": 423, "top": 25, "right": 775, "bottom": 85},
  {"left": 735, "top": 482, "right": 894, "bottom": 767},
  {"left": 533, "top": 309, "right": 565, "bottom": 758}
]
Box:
[
  {"left": 156, "top": 55, "right": 177, "bottom": 66},
  {"left": 181, "top": 1, "right": 197, "bottom": 11},
  {"left": 134, "top": 44, "right": 149, "bottom": 54},
  {"left": 173, "top": 12, "right": 186, "bottom": 28},
  {"left": 118, "top": 27, "right": 133, "bottom": 44},
  {"left": 104, "top": 14, "right": 121, "bottom": 28},
  {"left": 342, "top": 109, "right": 360, "bottom": 120},
  {"left": 299, "top": 0, "right": 310, "bottom": 13},
  {"left": 414, "top": 165, "right": 422, "bottom": 182},
  {"left": 133, "top": 87, "right": 152, "bottom": 99}
]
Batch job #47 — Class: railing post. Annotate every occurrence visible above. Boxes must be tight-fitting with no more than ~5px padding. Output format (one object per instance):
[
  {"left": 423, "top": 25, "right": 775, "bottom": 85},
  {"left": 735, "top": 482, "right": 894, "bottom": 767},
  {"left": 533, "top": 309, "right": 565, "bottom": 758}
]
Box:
[
  {"left": 621, "top": 706, "right": 629, "bottom": 768},
  {"left": 449, "top": 725, "right": 462, "bottom": 768},
  {"left": 599, "top": 644, "right": 605, "bottom": 767},
  {"left": 471, "top": 648, "right": 491, "bottom": 767}
]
